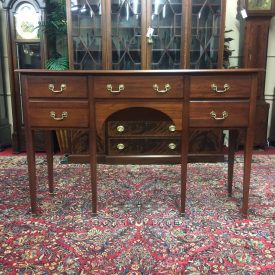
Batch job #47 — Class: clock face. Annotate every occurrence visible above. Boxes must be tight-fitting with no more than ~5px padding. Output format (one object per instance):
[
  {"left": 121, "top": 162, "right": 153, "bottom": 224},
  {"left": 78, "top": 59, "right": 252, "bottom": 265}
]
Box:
[
  {"left": 247, "top": 0, "right": 272, "bottom": 10},
  {"left": 14, "top": 3, "right": 40, "bottom": 40}
]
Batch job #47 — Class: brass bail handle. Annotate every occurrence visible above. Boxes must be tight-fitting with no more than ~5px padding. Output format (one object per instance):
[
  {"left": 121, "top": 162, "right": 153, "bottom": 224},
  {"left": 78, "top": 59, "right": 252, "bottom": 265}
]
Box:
[
  {"left": 210, "top": 111, "right": 228, "bottom": 120},
  {"left": 106, "top": 84, "right": 125, "bottom": 94},
  {"left": 48, "top": 84, "right": 66, "bottom": 93},
  {"left": 153, "top": 83, "right": 171, "bottom": 93},
  {"left": 211, "top": 83, "right": 230, "bottom": 93},
  {"left": 50, "top": 111, "right": 68, "bottom": 121}
]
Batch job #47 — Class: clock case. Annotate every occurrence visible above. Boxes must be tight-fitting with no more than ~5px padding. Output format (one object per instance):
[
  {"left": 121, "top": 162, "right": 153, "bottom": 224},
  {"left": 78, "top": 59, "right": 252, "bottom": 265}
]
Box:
[{"left": 2, "top": 0, "right": 48, "bottom": 153}]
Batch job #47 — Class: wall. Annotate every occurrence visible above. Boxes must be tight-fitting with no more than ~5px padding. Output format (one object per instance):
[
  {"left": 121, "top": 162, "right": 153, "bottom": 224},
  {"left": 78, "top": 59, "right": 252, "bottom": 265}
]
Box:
[
  {"left": 225, "top": 0, "right": 241, "bottom": 68},
  {"left": 266, "top": 17, "right": 275, "bottom": 143},
  {"left": 0, "top": 1, "right": 13, "bottom": 134}
]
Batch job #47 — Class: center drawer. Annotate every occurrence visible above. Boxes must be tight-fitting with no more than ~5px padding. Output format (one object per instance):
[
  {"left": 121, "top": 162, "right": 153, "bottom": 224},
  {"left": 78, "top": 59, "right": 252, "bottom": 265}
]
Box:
[
  {"left": 107, "top": 121, "right": 179, "bottom": 137},
  {"left": 93, "top": 76, "right": 183, "bottom": 98},
  {"left": 108, "top": 138, "right": 181, "bottom": 155},
  {"left": 27, "top": 101, "right": 89, "bottom": 128}
]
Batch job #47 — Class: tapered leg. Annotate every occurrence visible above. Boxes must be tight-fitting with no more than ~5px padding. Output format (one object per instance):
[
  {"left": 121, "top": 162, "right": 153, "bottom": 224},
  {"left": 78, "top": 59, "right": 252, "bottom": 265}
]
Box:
[
  {"left": 228, "top": 130, "right": 238, "bottom": 196},
  {"left": 25, "top": 129, "right": 38, "bottom": 214},
  {"left": 242, "top": 128, "right": 254, "bottom": 217},
  {"left": 181, "top": 97, "right": 189, "bottom": 216},
  {"left": 90, "top": 131, "right": 97, "bottom": 215},
  {"left": 45, "top": 131, "right": 54, "bottom": 194}
]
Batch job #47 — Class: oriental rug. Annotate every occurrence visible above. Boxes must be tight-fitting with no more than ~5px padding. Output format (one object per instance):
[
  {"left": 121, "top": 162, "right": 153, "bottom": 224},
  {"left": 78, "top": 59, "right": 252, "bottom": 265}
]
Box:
[{"left": 0, "top": 155, "right": 274, "bottom": 274}]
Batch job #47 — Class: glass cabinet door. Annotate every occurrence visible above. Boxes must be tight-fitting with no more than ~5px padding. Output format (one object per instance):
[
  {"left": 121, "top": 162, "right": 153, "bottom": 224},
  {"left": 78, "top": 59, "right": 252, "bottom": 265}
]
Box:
[
  {"left": 149, "top": 0, "right": 184, "bottom": 69},
  {"left": 70, "top": 0, "right": 103, "bottom": 69},
  {"left": 110, "top": 0, "right": 142, "bottom": 70},
  {"left": 67, "top": 0, "right": 224, "bottom": 70},
  {"left": 190, "top": 0, "right": 223, "bottom": 69}
]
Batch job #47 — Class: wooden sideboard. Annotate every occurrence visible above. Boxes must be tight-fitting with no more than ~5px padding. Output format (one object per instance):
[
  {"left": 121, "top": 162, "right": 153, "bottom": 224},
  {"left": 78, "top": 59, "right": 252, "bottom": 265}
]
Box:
[{"left": 19, "top": 69, "right": 260, "bottom": 217}]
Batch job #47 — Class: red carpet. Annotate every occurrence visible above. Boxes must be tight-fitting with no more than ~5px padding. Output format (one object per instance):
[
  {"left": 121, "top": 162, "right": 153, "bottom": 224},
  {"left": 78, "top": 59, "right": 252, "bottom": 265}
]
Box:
[{"left": 0, "top": 155, "right": 274, "bottom": 273}]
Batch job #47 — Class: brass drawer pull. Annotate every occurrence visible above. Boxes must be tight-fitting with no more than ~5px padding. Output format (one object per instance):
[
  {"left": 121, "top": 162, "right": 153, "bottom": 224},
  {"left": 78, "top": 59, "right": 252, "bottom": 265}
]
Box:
[
  {"left": 168, "top": 143, "right": 177, "bottom": 150},
  {"left": 169, "top": 125, "right": 176, "bottom": 132},
  {"left": 153, "top": 83, "right": 171, "bottom": 93},
  {"left": 210, "top": 111, "right": 228, "bottom": 120},
  {"left": 48, "top": 84, "right": 66, "bottom": 93},
  {"left": 116, "top": 143, "right": 125, "bottom": 150},
  {"left": 106, "top": 84, "right": 125, "bottom": 94},
  {"left": 116, "top": 125, "right": 125, "bottom": 133},
  {"left": 211, "top": 83, "right": 230, "bottom": 93},
  {"left": 50, "top": 111, "right": 68, "bottom": 121}
]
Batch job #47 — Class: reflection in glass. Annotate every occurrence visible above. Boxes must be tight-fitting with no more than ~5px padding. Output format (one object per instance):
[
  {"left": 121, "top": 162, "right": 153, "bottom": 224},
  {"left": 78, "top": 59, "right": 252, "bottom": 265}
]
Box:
[
  {"left": 151, "top": 0, "right": 183, "bottom": 69},
  {"left": 17, "top": 43, "right": 41, "bottom": 69},
  {"left": 190, "top": 0, "right": 221, "bottom": 69},
  {"left": 111, "top": 0, "right": 142, "bottom": 70},
  {"left": 14, "top": 3, "right": 40, "bottom": 40},
  {"left": 248, "top": 0, "right": 272, "bottom": 10},
  {"left": 71, "top": 0, "right": 102, "bottom": 69}
]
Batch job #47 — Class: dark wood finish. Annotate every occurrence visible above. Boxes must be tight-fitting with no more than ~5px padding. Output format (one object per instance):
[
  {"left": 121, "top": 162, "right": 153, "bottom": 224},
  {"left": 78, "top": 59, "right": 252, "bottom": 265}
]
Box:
[
  {"left": 19, "top": 68, "right": 260, "bottom": 217},
  {"left": 190, "top": 102, "right": 249, "bottom": 127},
  {"left": 237, "top": 1, "right": 275, "bottom": 148},
  {"left": 3, "top": 0, "right": 47, "bottom": 153},
  {"left": 63, "top": 0, "right": 227, "bottom": 163}
]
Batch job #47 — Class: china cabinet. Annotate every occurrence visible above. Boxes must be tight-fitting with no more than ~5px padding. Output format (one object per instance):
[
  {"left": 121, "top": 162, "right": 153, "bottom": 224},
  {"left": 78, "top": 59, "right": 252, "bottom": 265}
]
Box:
[
  {"left": 2, "top": 0, "right": 47, "bottom": 152},
  {"left": 62, "top": 0, "right": 227, "bottom": 163},
  {"left": 66, "top": 0, "right": 225, "bottom": 70}
]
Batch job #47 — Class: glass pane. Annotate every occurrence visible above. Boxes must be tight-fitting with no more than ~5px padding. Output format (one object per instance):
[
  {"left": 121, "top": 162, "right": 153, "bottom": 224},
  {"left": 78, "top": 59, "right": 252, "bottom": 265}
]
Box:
[
  {"left": 150, "top": 0, "right": 183, "bottom": 69},
  {"left": 70, "top": 0, "right": 102, "bottom": 69},
  {"left": 111, "top": 0, "right": 142, "bottom": 70},
  {"left": 14, "top": 3, "right": 40, "bottom": 40},
  {"left": 190, "top": 0, "right": 221, "bottom": 69},
  {"left": 16, "top": 43, "right": 41, "bottom": 69}
]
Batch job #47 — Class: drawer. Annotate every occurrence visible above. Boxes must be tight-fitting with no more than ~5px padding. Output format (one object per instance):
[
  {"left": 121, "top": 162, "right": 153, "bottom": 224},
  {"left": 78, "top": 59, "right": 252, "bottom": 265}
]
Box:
[
  {"left": 93, "top": 76, "right": 183, "bottom": 98},
  {"left": 190, "top": 75, "right": 252, "bottom": 98},
  {"left": 107, "top": 121, "right": 179, "bottom": 137},
  {"left": 189, "top": 101, "right": 249, "bottom": 127},
  {"left": 108, "top": 138, "right": 181, "bottom": 155},
  {"left": 26, "top": 75, "right": 88, "bottom": 98},
  {"left": 27, "top": 101, "right": 89, "bottom": 128}
]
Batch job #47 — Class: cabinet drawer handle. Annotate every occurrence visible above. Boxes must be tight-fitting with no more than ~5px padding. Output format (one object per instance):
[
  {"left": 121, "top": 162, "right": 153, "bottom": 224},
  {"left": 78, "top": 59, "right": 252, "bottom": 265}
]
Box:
[
  {"left": 169, "top": 125, "right": 176, "bottom": 132},
  {"left": 153, "top": 83, "right": 171, "bottom": 93},
  {"left": 116, "top": 125, "right": 125, "bottom": 133},
  {"left": 48, "top": 84, "right": 66, "bottom": 93},
  {"left": 211, "top": 83, "right": 230, "bottom": 93},
  {"left": 106, "top": 84, "right": 125, "bottom": 94},
  {"left": 168, "top": 143, "right": 177, "bottom": 150},
  {"left": 210, "top": 111, "right": 228, "bottom": 120},
  {"left": 116, "top": 143, "right": 125, "bottom": 150},
  {"left": 50, "top": 111, "right": 68, "bottom": 121}
]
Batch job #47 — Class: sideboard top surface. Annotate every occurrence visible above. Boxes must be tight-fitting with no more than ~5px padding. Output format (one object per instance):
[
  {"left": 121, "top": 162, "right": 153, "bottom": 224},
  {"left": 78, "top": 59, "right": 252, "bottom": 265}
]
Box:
[{"left": 16, "top": 69, "right": 264, "bottom": 75}]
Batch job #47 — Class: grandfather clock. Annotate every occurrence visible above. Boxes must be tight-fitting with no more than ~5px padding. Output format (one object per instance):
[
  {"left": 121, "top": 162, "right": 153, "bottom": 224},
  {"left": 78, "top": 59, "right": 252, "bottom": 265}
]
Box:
[
  {"left": 238, "top": 0, "right": 275, "bottom": 148},
  {"left": 3, "top": 0, "right": 46, "bottom": 152}
]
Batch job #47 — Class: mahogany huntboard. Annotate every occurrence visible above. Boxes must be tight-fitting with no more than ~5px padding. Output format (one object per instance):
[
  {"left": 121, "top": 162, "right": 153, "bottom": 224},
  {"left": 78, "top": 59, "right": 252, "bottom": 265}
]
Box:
[{"left": 18, "top": 69, "right": 261, "bottom": 217}]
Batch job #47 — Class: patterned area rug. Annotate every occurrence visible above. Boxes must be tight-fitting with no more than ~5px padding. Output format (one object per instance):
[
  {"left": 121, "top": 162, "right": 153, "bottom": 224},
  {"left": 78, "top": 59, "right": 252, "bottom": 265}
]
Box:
[{"left": 0, "top": 155, "right": 274, "bottom": 274}]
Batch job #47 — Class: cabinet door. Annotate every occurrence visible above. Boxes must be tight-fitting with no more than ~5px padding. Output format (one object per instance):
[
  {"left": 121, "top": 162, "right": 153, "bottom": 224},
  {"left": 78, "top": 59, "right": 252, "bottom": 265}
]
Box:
[
  {"left": 147, "top": 0, "right": 185, "bottom": 69},
  {"left": 106, "top": 0, "right": 144, "bottom": 70},
  {"left": 189, "top": 0, "right": 225, "bottom": 69},
  {"left": 67, "top": 0, "right": 104, "bottom": 69},
  {"left": 106, "top": 0, "right": 185, "bottom": 70}
]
